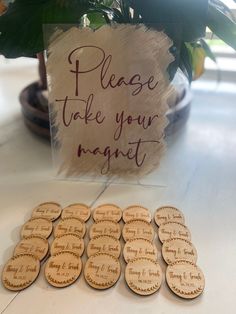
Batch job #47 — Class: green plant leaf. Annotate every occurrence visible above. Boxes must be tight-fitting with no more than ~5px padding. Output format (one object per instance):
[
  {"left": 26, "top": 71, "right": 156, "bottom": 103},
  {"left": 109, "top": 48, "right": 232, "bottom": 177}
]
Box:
[
  {"left": 200, "top": 38, "right": 217, "bottom": 62},
  {"left": 130, "top": 0, "right": 208, "bottom": 42},
  {"left": 179, "top": 43, "right": 193, "bottom": 82},
  {"left": 87, "top": 11, "right": 107, "bottom": 29},
  {"left": 210, "top": 0, "right": 236, "bottom": 22},
  {"left": 119, "top": 0, "right": 130, "bottom": 22},
  {"left": 208, "top": 1, "right": 236, "bottom": 50},
  {"left": 0, "top": 0, "right": 91, "bottom": 58},
  {"left": 186, "top": 42, "right": 206, "bottom": 80}
]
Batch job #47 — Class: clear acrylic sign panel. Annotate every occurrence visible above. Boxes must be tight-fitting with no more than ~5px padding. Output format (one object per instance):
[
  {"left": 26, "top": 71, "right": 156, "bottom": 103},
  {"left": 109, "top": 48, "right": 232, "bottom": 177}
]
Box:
[{"left": 44, "top": 23, "right": 183, "bottom": 185}]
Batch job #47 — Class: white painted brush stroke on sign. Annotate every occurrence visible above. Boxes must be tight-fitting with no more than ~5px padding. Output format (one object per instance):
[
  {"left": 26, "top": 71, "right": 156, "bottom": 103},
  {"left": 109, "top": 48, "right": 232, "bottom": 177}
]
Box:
[{"left": 47, "top": 24, "right": 174, "bottom": 180}]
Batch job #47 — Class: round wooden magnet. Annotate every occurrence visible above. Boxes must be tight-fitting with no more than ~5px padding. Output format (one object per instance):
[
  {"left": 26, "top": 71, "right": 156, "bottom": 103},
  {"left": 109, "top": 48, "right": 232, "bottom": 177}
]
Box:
[
  {"left": 158, "top": 221, "right": 191, "bottom": 243},
  {"left": 122, "top": 219, "right": 154, "bottom": 242},
  {"left": 54, "top": 217, "right": 86, "bottom": 238},
  {"left": 31, "top": 202, "right": 62, "bottom": 221},
  {"left": 154, "top": 206, "right": 185, "bottom": 227},
  {"left": 123, "top": 238, "right": 158, "bottom": 263},
  {"left": 45, "top": 251, "right": 82, "bottom": 288},
  {"left": 50, "top": 233, "right": 84, "bottom": 257},
  {"left": 162, "top": 238, "right": 197, "bottom": 265},
  {"left": 21, "top": 218, "right": 53, "bottom": 239},
  {"left": 166, "top": 260, "right": 205, "bottom": 299},
  {"left": 84, "top": 253, "right": 121, "bottom": 290},
  {"left": 93, "top": 204, "right": 122, "bottom": 223},
  {"left": 87, "top": 235, "right": 121, "bottom": 258},
  {"left": 89, "top": 220, "right": 121, "bottom": 240},
  {"left": 14, "top": 236, "right": 49, "bottom": 261},
  {"left": 61, "top": 203, "right": 91, "bottom": 222},
  {"left": 125, "top": 257, "right": 162, "bottom": 296},
  {"left": 2, "top": 254, "right": 40, "bottom": 291},
  {"left": 123, "top": 205, "right": 151, "bottom": 223}
]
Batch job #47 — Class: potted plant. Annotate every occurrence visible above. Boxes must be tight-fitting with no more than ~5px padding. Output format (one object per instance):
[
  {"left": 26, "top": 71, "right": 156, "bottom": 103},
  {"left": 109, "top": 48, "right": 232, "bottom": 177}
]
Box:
[{"left": 0, "top": 0, "right": 236, "bottom": 138}]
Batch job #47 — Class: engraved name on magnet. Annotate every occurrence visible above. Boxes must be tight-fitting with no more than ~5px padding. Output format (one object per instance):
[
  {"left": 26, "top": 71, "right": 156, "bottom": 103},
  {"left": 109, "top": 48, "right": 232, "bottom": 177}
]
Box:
[
  {"left": 32, "top": 202, "right": 62, "bottom": 221},
  {"left": 54, "top": 217, "right": 86, "bottom": 238},
  {"left": 93, "top": 204, "right": 122, "bottom": 223},
  {"left": 162, "top": 238, "right": 197, "bottom": 265},
  {"left": 62, "top": 203, "right": 91, "bottom": 222},
  {"left": 45, "top": 251, "right": 82, "bottom": 288},
  {"left": 125, "top": 257, "right": 162, "bottom": 296},
  {"left": 154, "top": 206, "right": 185, "bottom": 227},
  {"left": 51, "top": 233, "right": 84, "bottom": 257},
  {"left": 84, "top": 253, "right": 121, "bottom": 290},
  {"left": 89, "top": 220, "right": 121, "bottom": 240},
  {"left": 158, "top": 222, "right": 191, "bottom": 243},
  {"left": 123, "top": 205, "right": 151, "bottom": 223},
  {"left": 166, "top": 260, "right": 205, "bottom": 299},
  {"left": 21, "top": 218, "right": 53, "bottom": 239},
  {"left": 14, "top": 236, "right": 49, "bottom": 261},
  {"left": 122, "top": 219, "right": 154, "bottom": 242},
  {"left": 2, "top": 254, "right": 40, "bottom": 291},
  {"left": 87, "top": 235, "right": 121, "bottom": 258},
  {"left": 123, "top": 238, "right": 158, "bottom": 263}
]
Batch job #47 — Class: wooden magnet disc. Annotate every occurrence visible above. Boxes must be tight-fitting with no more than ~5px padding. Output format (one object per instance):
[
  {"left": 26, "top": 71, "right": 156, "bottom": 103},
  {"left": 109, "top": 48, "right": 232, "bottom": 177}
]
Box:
[
  {"left": 54, "top": 217, "right": 86, "bottom": 238},
  {"left": 162, "top": 238, "right": 197, "bottom": 265},
  {"left": 21, "top": 218, "right": 53, "bottom": 239},
  {"left": 123, "top": 205, "right": 151, "bottom": 223},
  {"left": 158, "top": 222, "right": 191, "bottom": 243},
  {"left": 166, "top": 260, "right": 205, "bottom": 299},
  {"left": 61, "top": 203, "right": 91, "bottom": 222},
  {"left": 93, "top": 204, "right": 122, "bottom": 223},
  {"left": 154, "top": 206, "right": 185, "bottom": 227},
  {"left": 14, "top": 236, "right": 49, "bottom": 261},
  {"left": 87, "top": 235, "right": 121, "bottom": 258},
  {"left": 125, "top": 257, "right": 162, "bottom": 296},
  {"left": 45, "top": 251, "right": 82, "bottom": 288},
  {"left": 123, "top": 238, "right": 158, "bottom": 263},
  {"left": 84, "top": 253, "right": 121, "bottom": 290},
  {"left": 50, "top": 233, "right": 84, "bottom": 257},
  {"left": 2, "top": 254, "right": 40, "bottom": 291},
  {"left": 32, "top": 202, "right": 62, "bottom": 221},
  {"left": 89, "top": 220, "right": 121, "bottom": 240},
  {"left": 122, "top": 219, "right": 154, "bottom": 242}
]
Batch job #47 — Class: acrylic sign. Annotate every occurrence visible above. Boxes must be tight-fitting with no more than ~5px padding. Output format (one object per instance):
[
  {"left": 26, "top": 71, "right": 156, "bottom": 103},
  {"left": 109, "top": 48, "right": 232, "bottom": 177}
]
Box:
[{"left": 47, "top": 25, "right": 174, "bottom": 179}]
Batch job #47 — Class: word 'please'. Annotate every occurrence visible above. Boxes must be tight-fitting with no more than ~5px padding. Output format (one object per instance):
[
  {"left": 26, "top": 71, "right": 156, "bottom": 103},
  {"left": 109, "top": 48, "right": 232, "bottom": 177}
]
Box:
[{"left": 68, "top": 45, "right": 159, "bottom": 97}]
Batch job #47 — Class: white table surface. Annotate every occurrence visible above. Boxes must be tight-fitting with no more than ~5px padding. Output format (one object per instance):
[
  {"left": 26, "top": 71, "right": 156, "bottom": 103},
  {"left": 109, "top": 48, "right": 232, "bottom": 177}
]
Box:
[{"left": 0, "top": 57, "right": 236, "bottom": 314}]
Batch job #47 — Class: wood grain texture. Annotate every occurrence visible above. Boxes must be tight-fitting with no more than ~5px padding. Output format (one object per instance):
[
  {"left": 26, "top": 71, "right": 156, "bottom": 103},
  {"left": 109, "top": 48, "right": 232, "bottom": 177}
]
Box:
[
  {"left": 93, "top": 204, "right": 122, "bottom": 222},
  {"left": 122, "top": 205, "right": 151, "bottom": 223},
  {"left": 89, "top": 220, "right": 121, "bottom": 239},
  {"left": 45, "top": 251, "right": 82, "bottom": 288},
  {"left": 125, "top": 257, "right": 162, "bottom": 296},
  {"left": 87, "top": 235, "right": 121, "bottom": 258},
  {"left": 54, "top": 217, "right": 86, "bottom": 238},
  {"left": 162, "top": 238, "right": 197, "bottom": 265},
  {"left": 14, "top": 236, "right": 49, "bottom": 261},
  {"left": 154, "top": 206, "right": 185, "bottom": 227},
  {"left": 50, "top": 233, "right": 84, "bottom": 257},
  {"left": 158, "top": 221, "right": 191, "bottom": 243},
  {"left": 123, "top": 238, "right": 158, "bottom": 263},
  {"left": 21, "top": 218, "right": 53, "bottom": 239},
  {"left": 122, "top": 219, "right": 154, "bottom": 242},
  {"left": 2, "top": 254, "right": 40, "bottom": 291},
  {"left": 166, "top": 260, "right": 205, "bottom": 299},
  {"left": 61, "top": 203, "right": 91, "bottom": 222},
  {"left": 31, "top": 202, "right": 62, "bottom": 221},
  {"left": 84, "top": 253, "right": 121, "bottom": 290}
]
